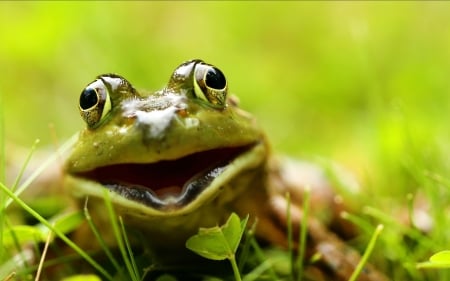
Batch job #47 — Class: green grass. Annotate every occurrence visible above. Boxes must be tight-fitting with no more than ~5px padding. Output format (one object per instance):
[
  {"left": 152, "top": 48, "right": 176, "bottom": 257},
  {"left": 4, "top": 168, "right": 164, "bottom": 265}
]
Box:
[
  {"left": 0, "top": 148, "right": 449, "bottom": 280},
  {"left": 1, "top": 2, "right": 449, "bottom": 280}
]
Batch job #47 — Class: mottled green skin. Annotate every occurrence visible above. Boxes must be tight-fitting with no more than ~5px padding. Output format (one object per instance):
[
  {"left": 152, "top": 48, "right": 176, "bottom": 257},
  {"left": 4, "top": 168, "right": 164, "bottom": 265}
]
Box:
[
  {"left": 62, "top": 60, "right": 387, "bottom": 280},
  {"left": 66, "top": 61, "right": 263, "bottom": 172},
  {"left": 64, "top": 60, "right": 270, "bottom": 255}
]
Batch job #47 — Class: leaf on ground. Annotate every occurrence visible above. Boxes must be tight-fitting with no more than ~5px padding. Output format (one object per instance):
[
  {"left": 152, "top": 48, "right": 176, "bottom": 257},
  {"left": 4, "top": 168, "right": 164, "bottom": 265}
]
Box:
[
  {"left": 429, "top": 250, "right": 450, "bottom": 264},
  {"left": 186, "top": 213, "right": 247, "bottom": 261},
  {"left": 155, "top": 274, "right": 179, "bottom": 281},
  {"left": 3, "top": 225, "right": 44, "bottom": 246},
  {"left": 417, "top": 250, "right": 450, "bottom": 269},
  {"left": 3, "top": 211, "right": 84, "bottom": 247},
  {"left": 61, "top": 274, "right": 101, "bottom": 281},
  {"left": 37, "top": 211, "right": 85, "bottom": 241}
]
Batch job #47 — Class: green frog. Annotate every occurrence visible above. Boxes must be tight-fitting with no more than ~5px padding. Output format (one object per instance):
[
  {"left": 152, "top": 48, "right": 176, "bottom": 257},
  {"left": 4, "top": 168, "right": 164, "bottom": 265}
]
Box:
[{"left": 64, "top": 59, "right": 386, "bottom": 280}]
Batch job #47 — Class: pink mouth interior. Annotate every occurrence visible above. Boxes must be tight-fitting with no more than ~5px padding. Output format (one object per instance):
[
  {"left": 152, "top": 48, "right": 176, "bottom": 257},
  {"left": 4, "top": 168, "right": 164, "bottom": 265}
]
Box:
[{"left": 76, "top": 146, "right": 252, "bottom": 198}]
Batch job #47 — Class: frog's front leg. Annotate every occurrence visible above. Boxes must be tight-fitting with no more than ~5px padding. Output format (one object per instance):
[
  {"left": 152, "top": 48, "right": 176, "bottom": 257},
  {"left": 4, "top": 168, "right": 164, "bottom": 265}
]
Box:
[{"left": 262, "top": 158, "right": 388, "bottom": 281}]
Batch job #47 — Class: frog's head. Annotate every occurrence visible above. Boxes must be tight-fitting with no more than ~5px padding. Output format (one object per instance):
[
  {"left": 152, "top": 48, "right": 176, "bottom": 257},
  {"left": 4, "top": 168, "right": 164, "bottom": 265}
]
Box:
[{"left": 65, "top": 59, "right": 267, "bottom": 217}]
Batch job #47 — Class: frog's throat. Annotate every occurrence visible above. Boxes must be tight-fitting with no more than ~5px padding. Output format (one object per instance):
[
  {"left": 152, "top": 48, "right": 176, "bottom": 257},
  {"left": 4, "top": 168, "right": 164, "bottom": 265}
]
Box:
[{"left": 68, "top": 142, "right": 265, "bottom": 214}]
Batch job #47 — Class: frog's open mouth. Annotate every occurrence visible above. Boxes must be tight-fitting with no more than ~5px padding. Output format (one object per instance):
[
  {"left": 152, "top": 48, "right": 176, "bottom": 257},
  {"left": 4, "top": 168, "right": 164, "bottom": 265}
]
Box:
[{"left": 74, "top": 144, "right": 256, "bottom": 210}]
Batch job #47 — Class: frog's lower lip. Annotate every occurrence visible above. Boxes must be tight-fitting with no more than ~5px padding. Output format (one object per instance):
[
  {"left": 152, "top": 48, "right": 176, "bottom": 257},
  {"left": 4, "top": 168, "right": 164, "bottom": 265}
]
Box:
[{"left": 75, "top": 144, "right": 255, "bottom": 209}]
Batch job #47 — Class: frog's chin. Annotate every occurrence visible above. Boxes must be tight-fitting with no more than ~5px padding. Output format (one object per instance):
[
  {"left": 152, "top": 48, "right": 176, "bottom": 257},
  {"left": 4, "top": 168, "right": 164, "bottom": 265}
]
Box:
[{"left": 68, "top": 142, "right": 265, "bottom": 214}]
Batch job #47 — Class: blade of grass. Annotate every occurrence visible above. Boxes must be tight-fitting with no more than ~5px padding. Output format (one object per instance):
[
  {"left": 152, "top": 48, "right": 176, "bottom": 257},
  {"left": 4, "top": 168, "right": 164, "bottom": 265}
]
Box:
[
  {"left": 243, "top": 258, "right": 279, "bottom": 281},
  {"left": 285, "top": 192, "right": 293, "bottom": 280},
  {"left": 11, "top": 139, "right": 40, "bottom": 192},
  {"left": 0, "top": 248, "right": 33, "bottom": 280},
  {"left": 0, "top": 91, "right": 5, "bottom": 261},
  {"left": 348, "top": 224, "right": 384, "bottom": 281},
  {"left": 34, "top": 227, "right": 53, "bottom": 281},
  {"left": 0, "top": 90, "right": 4, "bottom": 184},
  {"left": 4, "top": 133, "right": 78, "bottom": 208},
  {"left": 0, "top": 182, "right": 113, "bottom": 281},
  {"left": 364, "top": 206, "right": 435, "bottom": 249},
  {"left": 249, "top": 236, "right": 279, "bottom": 280},
  {"left": 340, "top": 211, "right": 376, "bottom": 235},
  {"left": 2, "top": 272, "right": 16, "bottom": 281},
  {"left": 83, "top": 198, "right": 122, "bottom": 275},
  {"left": 425, "top": 170, "right": 450, "bottom": 188},
  {"left": 4, "top": 217, "right": 31, "bottom": 269},
  {"left": 237, "top": 218, "right": 257, "bottom": 271},
  {"left": 119, "top": 216, "right": 140, "bottom": 281},
  {"left": 406, "top": 193, "right": 414, "bottom": 223},
  {"left": 295, "top": 187, "right": 310, "bottom": 281},
  {"left": 102, "top": 189, "right": 139, "bottom": 281}
]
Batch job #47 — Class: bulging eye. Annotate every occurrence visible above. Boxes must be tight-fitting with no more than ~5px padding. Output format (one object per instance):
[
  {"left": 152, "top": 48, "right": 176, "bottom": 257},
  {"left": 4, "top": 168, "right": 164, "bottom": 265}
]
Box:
[
  {"left": 193, "top": 63, "right": 227, "bottom": 108},
  {"left": 79, "top": 88, "right": 99, "bottom": 110},
  {"left": 79, "top": 79, "right": 112, "bottom": 128}
]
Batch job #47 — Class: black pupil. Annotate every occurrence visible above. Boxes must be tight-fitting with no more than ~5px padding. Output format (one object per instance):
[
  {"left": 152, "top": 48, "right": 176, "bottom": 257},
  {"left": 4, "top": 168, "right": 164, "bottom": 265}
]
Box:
[
  {"left": 205, "top": 67, "right": 226, "bottom": 89},
  {"left": 79, "top": 88, "right": 99, "bottom": 110}
]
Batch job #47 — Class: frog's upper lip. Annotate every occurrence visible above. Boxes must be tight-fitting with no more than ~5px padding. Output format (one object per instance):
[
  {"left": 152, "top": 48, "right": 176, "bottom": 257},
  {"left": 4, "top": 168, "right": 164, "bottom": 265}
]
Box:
[{"left": 73, "top": 144, "right": 255, "bottom": 209}]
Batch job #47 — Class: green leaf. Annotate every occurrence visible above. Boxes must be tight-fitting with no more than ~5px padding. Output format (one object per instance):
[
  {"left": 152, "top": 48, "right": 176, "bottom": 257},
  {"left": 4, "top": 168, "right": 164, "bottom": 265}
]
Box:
[
  {"left": 3, "top": 225, "right": 45, "bottom": 246},
  {"left": 3, "top": 211, "right": 84, "bottom": 247},
  {"left": 429, "top": 250, "right": 450, "bottom": 264},
  {"left": 52, "top": 211, "right": 85, "bottom": 234},
  {"left": 155, "top": 274, "right": 178, "bottom": 281},
  {"left": 185, "top": 213, "right": 246, "bottom": 261},
  {"left": 61, "top": 274, "right": 102, "bottom": 281},
  {"left": 36, "top": 211, "right": 85, "bottom": 242},
  {"left": 417, "top": 250, "right": 450, "bottom": 269}
]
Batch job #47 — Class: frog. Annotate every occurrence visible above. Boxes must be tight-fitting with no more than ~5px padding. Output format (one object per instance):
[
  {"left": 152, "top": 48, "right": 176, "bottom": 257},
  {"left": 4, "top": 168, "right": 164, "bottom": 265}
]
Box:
[{"left": 63, "top": 59, "right": 387, "bottom": 280}]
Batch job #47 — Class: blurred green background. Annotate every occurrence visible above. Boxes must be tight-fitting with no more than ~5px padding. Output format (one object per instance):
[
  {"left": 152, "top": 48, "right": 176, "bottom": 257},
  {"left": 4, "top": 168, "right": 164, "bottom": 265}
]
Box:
[{"left": 1, "top": 1, "right": 449, "bottom": 193}]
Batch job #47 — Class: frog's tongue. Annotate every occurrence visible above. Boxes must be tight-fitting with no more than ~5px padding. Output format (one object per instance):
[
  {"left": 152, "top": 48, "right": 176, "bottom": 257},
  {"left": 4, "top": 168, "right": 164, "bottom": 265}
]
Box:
[{"left": 76, "top": 145, "right": 252, "bottom": 209}]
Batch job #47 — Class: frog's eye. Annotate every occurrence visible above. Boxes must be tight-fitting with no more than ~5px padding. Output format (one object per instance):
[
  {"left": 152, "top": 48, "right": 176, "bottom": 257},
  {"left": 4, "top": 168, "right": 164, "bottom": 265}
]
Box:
[
  {"left": 193, "top": 63, "right": 227, "bottom": 108},
  {"left": 79, "top": 80, "right": 112, "bottom": 128}
]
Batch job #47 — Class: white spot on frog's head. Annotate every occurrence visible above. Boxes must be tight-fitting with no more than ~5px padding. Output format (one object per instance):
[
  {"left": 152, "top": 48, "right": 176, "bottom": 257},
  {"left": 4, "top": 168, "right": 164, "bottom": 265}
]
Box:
[
  {"left": 134, "top": 107, "right": 178, "bottom": 138},
  {"left": 118, "top": 126, "right": 129, "bottom": 135},
  {"left": 121, "top": 93, "right": 187, "bottom": 139},
  {"left": 121, "top": 98, "right": 142, "bottom": 115},
  {"left": 183, "top": 117, "right": 200, "bottom": 128}
]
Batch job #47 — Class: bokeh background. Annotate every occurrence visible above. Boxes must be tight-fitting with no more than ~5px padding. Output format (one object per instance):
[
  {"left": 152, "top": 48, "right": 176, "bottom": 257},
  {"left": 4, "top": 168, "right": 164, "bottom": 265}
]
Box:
[
  {"left": 1, "top": 2, "right": 450, "bottom": 279},
  {"left": 1, "top": 1, "right": 449, "bottom": 196}
]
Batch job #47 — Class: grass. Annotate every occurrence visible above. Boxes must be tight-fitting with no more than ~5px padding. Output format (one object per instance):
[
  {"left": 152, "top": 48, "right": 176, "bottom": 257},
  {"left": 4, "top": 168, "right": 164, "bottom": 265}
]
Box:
[
  {"left": 1, "top": 138, "right": 448, "bottom": 281},
  {"left": 1, "top": 2, "right": 449, "bottom": 280},
  {"left": 348, "top": 224, "right": 384, "bottom": 281}
]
